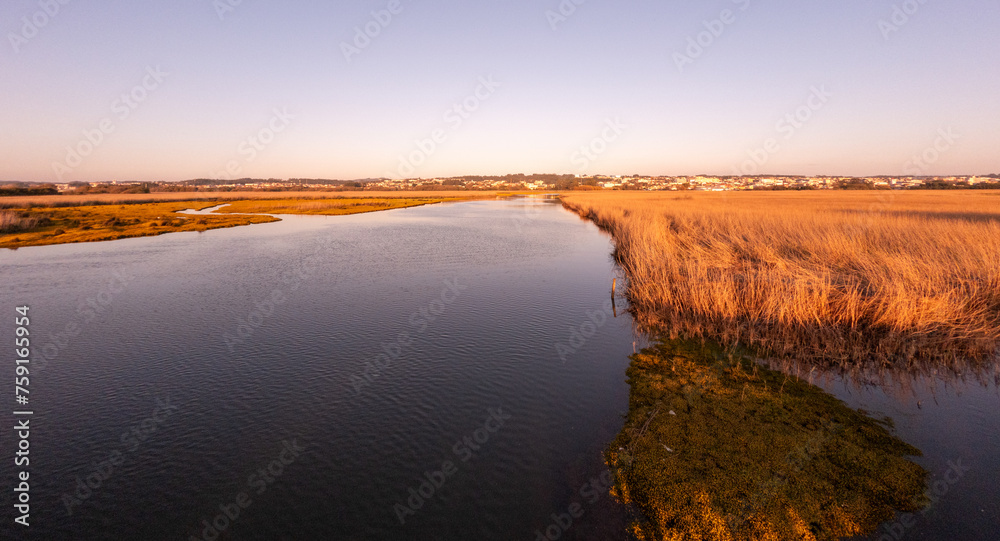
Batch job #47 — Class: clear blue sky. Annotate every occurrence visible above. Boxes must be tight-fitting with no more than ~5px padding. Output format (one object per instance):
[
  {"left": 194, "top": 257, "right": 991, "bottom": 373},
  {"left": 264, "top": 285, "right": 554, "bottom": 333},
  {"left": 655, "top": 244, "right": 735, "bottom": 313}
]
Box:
[{"left": 2, "top": 0, "right": 998, "bottom": 181}]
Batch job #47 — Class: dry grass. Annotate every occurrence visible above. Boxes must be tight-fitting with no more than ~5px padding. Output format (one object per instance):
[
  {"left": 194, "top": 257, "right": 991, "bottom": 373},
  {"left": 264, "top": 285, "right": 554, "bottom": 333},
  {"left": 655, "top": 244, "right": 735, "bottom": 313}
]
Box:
[
  {"left": 217, "top": 197, "right": 464, "bottom": 216},
  {"left": 0, "top": 210, "right": 50, "bottom": 233},
  {"left": 0, "top": 190, "right": 499, "bottom": 209},
  {"left": 0, "top": 202, "right": 278, "bottom": 249},
  {"left": 0, "top": 194, "right": 492, "bottom": 249},
  {"left": 562, "top": 191, "right": 1000, "bottom": 368}
]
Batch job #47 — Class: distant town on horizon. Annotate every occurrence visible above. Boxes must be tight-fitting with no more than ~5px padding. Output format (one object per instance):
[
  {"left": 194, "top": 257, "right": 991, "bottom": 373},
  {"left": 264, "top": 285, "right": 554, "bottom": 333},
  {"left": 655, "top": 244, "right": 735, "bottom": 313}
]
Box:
[{"left": 3, "top": 173, "right": 1000, "bottom": 196}]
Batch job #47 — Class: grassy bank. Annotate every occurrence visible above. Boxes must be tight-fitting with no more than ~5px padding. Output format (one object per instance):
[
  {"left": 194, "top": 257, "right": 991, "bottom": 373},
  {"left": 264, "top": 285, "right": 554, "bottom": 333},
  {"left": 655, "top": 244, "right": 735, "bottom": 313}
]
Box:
[
  {"left": 608, "top": 339, "right": 927, "bottom": 541},
  {"left": 562, "top": 191, "right": 1000, "bottom": 367},
  {"left": 0, "top": 195, "right": 476, "bottom": 249},
  {"left": 0, "top": 202, "right": 279, "bottom": 249},
  {"left": 215, "top": 196, "right": 461, "bottom": 215},
  {"left": 0, "top": 190, "right": 499, "bottom": 209}
]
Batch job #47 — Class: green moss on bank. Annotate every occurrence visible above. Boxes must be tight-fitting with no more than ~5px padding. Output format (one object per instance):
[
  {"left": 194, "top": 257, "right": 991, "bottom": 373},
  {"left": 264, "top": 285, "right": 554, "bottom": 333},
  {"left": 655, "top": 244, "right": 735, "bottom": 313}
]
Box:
[{"left": 607, "top": 339, "right": 928, "bottom": 540}]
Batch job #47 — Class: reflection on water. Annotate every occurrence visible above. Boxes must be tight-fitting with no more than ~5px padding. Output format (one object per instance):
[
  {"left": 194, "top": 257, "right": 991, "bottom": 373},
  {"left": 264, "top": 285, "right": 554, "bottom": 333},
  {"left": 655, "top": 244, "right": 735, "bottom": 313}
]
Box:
[
  {"left": 177, "top": 203, "right": 232, "bottom": 215},
  {"left": 824, "top": 373, "right": 1000, "bottom": 540},
  {"left": 754, "top": 354, "right": 1000, "bottom": 539},
  {"left": 0, "top": 198, "right": 639, "bottom": 540},
  {"left": 605, "top": 317, "right": 1000, "bottom": 540}
]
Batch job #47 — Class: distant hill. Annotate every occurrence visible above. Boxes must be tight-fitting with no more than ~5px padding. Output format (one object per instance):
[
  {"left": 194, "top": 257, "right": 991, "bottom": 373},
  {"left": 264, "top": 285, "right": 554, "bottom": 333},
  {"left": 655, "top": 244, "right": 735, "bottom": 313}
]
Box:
[{"left": 0, "top": 183, "right": 58, "bottom": 196}]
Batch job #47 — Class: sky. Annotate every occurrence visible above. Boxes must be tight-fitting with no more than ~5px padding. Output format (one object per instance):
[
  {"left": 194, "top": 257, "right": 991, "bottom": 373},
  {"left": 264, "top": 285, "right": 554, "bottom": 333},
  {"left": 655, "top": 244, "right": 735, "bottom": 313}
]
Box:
[{"left": 1, "top": 0, "right": 998, "bottom": 182}]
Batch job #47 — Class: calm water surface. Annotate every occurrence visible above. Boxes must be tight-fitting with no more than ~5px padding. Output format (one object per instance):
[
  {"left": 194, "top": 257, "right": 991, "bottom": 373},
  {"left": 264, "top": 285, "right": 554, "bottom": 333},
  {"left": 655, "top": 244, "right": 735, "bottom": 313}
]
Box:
[
  {"left": 828, "top": 374, "right": 1000, "bottom": 540},
  {"left": 1, "top": 198, "right": 639, "bottom": 540}
]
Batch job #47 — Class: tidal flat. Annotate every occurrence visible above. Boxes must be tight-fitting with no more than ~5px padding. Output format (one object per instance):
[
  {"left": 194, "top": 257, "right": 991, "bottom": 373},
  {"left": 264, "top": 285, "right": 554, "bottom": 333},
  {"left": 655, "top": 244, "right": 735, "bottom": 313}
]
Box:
[{"left": 607, "top": 339, "right": 928, "bottom": 541}]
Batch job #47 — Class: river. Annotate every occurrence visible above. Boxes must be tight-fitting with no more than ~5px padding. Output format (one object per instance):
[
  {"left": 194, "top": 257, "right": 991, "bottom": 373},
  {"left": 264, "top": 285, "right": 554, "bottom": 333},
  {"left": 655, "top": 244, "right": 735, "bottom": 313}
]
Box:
[{"left": 1, "top": 197, "right": 638, "bottom": 540}]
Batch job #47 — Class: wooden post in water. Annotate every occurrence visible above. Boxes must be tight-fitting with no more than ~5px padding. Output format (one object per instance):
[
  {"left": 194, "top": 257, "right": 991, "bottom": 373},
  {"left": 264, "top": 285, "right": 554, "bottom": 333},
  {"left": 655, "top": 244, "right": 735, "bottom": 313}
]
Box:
[{"left": 611, "top": 278, "right": 618, "bottom": 317}]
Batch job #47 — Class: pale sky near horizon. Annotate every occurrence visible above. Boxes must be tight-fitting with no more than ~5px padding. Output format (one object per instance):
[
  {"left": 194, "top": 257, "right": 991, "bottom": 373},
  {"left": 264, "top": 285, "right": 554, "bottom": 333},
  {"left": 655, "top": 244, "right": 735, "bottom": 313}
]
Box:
[{"left": 2, "top": 0, "right": 998, "bottom": 182}]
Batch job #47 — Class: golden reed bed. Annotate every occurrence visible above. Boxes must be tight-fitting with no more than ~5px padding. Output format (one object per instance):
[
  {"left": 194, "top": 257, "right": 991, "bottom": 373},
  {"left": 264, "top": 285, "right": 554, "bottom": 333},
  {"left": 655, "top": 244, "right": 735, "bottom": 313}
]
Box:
[
  {"left": 562, "top": 190, "right": 1000, "bottom": 369},
  {"left": 0, "top": 190, "right": 496, "bottom": 208}
]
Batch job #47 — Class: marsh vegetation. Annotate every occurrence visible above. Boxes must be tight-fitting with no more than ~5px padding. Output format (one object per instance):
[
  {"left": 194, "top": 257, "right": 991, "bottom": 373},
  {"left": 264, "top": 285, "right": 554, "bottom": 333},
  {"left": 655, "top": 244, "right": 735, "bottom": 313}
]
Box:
[
  {"left": 0, "top": 202, "right": 279, "bottom": 249},
  {"left": 562, "top": 191, "right": 1000, "bottom": 369},
  {"left": 608, "top": 339, "right": 928, "bottom": 541},
  {"left": 0, "top": 209, "right": 52, "bottom": 233},
  {"left": 0, "top": 194, "right": 478, "bottom": 248},
  {"left": 215, "top": 197, "right": 463, "bottom": 216},
  {"left": 561, "top": 191, "right": 1000, "bottom": 540},
  {"left": 0, "top": 190, "right": 495, "bottom": 209}
]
